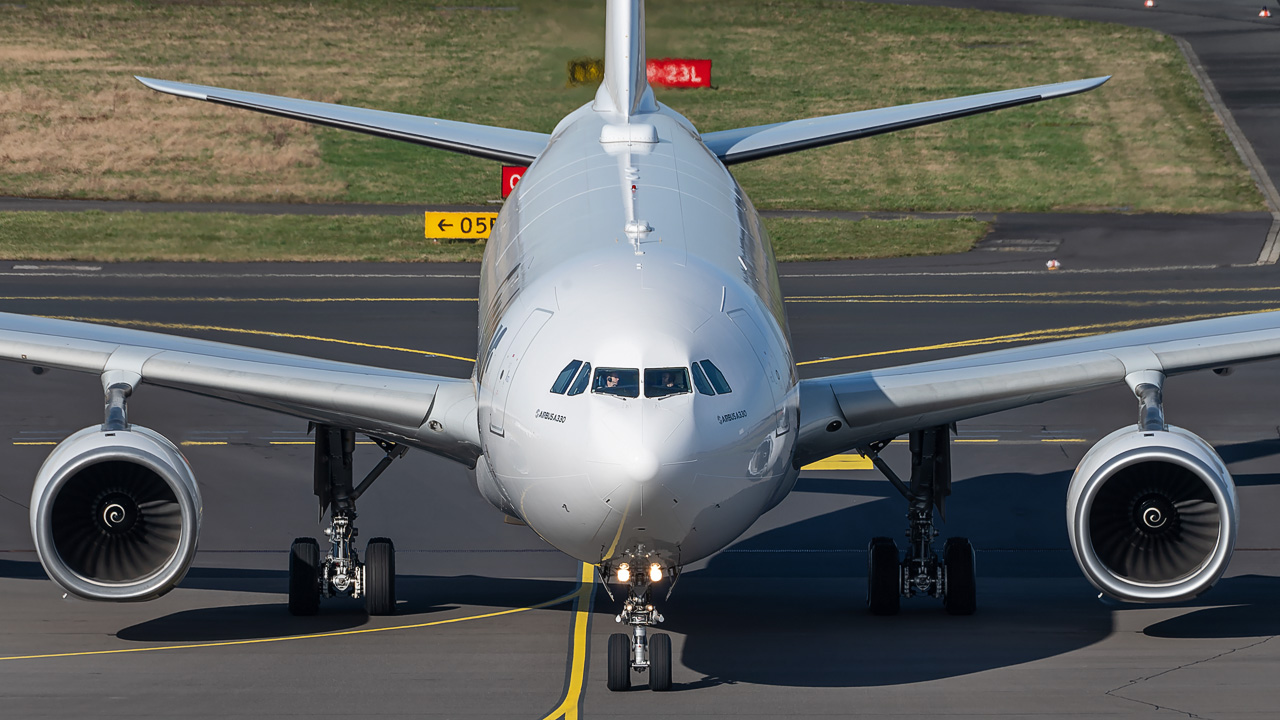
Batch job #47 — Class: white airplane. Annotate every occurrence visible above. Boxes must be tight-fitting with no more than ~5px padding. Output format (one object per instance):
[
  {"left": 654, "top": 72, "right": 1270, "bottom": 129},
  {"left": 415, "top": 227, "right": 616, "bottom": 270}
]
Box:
[{"left": 0, "top": 0, "right": 1264, "bottom": 693}]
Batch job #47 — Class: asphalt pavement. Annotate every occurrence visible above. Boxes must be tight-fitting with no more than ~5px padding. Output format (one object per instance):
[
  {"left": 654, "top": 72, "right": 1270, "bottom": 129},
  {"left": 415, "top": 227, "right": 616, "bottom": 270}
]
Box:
[{"left": 2, "top": 260, "right": 1280, "bottom": 717}]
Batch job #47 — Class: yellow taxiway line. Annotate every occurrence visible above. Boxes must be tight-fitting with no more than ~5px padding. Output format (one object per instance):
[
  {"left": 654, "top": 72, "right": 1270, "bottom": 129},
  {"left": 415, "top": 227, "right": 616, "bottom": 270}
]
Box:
[
  {"left": 802, "top": 455, "right": 873, "bottom": 471},
  {"left": 39, "top": 316, "right": 476, "bottom": 363},
  {"left": 538, "top": 563, "right": 596, "bottom": 720},
  {"left": 797, "top": 309, "right": 1271, "bottom": 366},
  {"left": 0, "top": 569, "right": 593, "bottom": 663}
]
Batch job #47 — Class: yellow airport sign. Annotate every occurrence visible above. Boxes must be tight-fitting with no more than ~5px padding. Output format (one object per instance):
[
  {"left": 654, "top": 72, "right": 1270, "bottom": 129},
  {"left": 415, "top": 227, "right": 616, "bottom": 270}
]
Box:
[{"left": 424, "top": 212, "right": 498, "bottom": 240}]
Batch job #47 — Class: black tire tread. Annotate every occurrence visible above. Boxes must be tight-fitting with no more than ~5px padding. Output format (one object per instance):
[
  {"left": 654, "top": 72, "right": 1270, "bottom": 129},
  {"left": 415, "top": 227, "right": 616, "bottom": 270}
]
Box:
[
  {"left": 649, "top": 633, "right": 673, "bottom": 691},
  {"left": 943, "top": 537, "right": 977, "bottom": 616},
  {"left": 607, "top": 633, "right": 631, "bottom": 691},
  {"left": 365, "top": 537, "right": 396, "bottom": 616},
  {"left": 288, "top": 537, "right": 320, "bottom": 616},
  {"left": 867, "top": 536, "right": 900, "bottom": 616}
]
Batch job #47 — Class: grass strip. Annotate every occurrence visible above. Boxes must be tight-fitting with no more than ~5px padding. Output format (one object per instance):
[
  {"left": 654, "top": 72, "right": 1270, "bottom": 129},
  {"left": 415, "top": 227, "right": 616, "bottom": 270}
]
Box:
[
  {"left": 0, "top": 212, "right": 987, "bottom": 263},
  {"left": 766, "top": 217, "right": 988, "bottom": 262},
  {"left": 0, "top": 1, "right": 1262, "bottom": 213}
]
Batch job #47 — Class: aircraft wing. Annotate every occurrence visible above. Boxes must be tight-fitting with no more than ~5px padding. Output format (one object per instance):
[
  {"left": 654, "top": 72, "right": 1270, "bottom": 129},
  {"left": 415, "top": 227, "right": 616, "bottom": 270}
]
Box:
[
  {"left": 0, "top": 312, "right": 480, "bottom": 466},
  {"left": 135, "top": 76, "right": 548, "bottom": 165},
  {"left": 702, "top": 76, "right": 1109, "bottom": 165},
  {"left": 794, "top": 310, "right": 1280, "bottom": 467}
]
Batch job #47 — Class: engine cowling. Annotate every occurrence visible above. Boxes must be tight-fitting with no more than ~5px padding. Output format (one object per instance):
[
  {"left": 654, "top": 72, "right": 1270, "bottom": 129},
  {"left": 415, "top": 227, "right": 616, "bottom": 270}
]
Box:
[
  {"left": 29, "top": 425, "right": 202, "bottom": 601},
  {"left": 1067, "top": 425, "right": 1237, "bottom": 603}
]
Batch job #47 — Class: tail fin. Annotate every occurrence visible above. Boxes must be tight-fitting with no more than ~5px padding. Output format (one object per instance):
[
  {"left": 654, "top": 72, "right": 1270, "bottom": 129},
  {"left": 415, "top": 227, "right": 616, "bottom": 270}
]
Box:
[{"left": 594, "top": 0, "right": 656, "bottom": 119}]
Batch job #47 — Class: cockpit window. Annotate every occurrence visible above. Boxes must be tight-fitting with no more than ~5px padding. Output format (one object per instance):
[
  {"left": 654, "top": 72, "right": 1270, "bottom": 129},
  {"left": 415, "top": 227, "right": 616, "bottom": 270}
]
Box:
[
  {"left": 567, "top": 362, "right": 592, "bottom": 396},
  {"left": 690, "top": 362, "right": 715, "bottom": 396},
  {"left": 550, "top": 360, "right": 583, "bottom": 394},
  {"left": 698, "top": 360, "right": 732, "bottom": 394},
  {"left": 644, "top": 368, "right": 690, "bottom": 398},
  {"left": 593, "top": 367, "right": 640, "bottom": 398}
]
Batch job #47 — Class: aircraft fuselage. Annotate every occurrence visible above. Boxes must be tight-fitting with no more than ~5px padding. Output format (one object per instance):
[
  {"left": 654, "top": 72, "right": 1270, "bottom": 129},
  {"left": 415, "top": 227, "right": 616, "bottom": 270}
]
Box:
[{"left": 474, "top": 101, "right": 800, "bottom": 571}]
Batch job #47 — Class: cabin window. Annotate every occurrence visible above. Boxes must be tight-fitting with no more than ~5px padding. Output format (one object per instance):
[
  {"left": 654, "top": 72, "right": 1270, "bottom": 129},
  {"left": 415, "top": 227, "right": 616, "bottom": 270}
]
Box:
[
  {"left": 644, "top": 368, "right": 690, "bottom": 398},
  {"left": 593, "top": 368, "right": 640, "bottom": 398},
  {"left": 550, "top": 360, "right": 583, "bottom": 394},
  {"left": 698, "top": 360, "right": 732, "bottom": 394},
  {"left": 567, "top": 362, "right": 592, "bottom": 396},
  {"left": 690, "top": 362, "right": 715, "bottom": 396}
]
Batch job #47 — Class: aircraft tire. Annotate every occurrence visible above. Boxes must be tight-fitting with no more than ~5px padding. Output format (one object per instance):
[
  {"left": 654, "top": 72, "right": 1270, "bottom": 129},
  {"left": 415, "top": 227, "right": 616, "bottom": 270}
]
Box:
[
  {"left": 943, "top": 537, "right": 977, "bottom": 616},
  {"left": 607, "top": 633, "right": 632, "bottom": 691},
  {"left": 365, "top": 537, "right": 396, "bottom": 616},
  {"left": 288, "top": 537, "right": 320, "bottom": 616},
  {"left": 649, "top": 633, "right": 673, "bottom": 691},
  {"left": 867, "top": 536, "right": 900, "bottom": 616}
]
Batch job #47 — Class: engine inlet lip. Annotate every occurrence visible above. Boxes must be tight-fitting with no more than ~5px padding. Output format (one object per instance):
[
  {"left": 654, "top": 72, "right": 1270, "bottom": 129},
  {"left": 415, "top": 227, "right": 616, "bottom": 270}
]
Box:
[
  {"left": 33, "top": 444, "right": 199, "bottom": 601},
  {"left": 1074, "top": 445, "right": 1236, "bottom": 603}
]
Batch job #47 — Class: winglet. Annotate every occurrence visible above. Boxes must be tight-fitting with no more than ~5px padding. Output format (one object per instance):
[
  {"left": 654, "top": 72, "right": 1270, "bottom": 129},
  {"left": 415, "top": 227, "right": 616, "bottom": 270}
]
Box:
[
  {"left": 594, "top": 0, "right": 657, "bottom": 119},
  {"left": 136, "top": 75, "right": 208, "bottom": 101}
]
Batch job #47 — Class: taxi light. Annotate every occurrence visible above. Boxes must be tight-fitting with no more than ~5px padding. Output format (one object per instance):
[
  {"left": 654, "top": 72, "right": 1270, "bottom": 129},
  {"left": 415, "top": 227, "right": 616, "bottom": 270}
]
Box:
[
  {"left": 649, "top": 563, "right": 663, "bottom": 583},
  {"left": 616, "top": 563, "right": 630, "bottom": 583}
]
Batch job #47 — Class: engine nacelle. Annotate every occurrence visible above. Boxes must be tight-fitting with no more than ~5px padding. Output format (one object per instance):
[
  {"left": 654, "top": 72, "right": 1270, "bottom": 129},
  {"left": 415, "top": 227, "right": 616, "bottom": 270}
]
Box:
[
  {"left": 1067, "top": 425, "right": 1237, "bottom": 603},
  {"left": 29, "top": 425, "right": 202, "bottom": 601}
]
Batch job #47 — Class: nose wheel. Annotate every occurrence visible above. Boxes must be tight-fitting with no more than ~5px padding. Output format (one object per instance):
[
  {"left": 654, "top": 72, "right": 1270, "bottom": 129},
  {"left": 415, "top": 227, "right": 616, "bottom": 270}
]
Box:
[{"left": 604, "top": 566, "right": 674, "bottom": 691}]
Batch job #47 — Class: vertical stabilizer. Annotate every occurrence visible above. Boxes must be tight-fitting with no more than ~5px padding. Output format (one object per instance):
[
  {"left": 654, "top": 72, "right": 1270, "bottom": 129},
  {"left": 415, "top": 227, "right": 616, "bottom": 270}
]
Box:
[{"left": 595, "top": 0, "right": 657, "bottom": 119}]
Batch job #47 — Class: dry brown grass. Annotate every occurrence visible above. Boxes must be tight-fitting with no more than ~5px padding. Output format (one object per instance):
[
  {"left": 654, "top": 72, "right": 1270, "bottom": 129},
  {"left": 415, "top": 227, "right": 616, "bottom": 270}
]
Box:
[{"left": 0, "top": 1, "right": 1263, "bottom": 212}]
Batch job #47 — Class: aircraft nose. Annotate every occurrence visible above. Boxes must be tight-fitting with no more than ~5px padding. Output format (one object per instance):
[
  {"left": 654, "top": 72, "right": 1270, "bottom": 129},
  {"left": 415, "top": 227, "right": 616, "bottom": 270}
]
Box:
[{"left": 625, "top": 447, "right": 660, "bottom": 483}]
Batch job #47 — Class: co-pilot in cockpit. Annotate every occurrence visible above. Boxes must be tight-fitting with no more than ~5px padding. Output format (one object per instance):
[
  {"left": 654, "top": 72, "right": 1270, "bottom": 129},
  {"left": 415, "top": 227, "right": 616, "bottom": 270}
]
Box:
[{"left": 549, "top": 360, "right": 731, "bottom": 400}]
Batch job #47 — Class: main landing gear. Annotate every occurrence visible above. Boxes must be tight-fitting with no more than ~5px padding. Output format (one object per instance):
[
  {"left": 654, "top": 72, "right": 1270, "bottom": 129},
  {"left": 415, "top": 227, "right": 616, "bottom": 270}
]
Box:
[
  {"left": 861, "top": 425, "right": 976, "bottom": 616},
  {"left": 288, "top": 424, "right": 407, "bottom": 617},
  {"left": 604, "top": 561, "right": 674, "bottom": 692}
]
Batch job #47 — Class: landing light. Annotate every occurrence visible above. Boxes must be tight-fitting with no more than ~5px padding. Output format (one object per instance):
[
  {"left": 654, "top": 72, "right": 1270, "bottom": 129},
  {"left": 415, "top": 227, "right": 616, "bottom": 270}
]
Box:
[
  {"left": 649, "top": 563, "right": 663, "bottom": 582},
  {"left": 1143, "top": 0, "right": 1154, "bottom": 7},
  {"left": 616, "top": 563, "right": 631, "bottom": 583},
  {"left": 1262, "top": 7, "right": 1273, "bottom": 17}
]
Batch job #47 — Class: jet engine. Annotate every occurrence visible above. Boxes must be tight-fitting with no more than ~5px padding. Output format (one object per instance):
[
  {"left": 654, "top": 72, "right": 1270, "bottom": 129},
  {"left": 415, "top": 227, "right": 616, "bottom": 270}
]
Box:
[
  {"left": 1066, "top": 425, "right": 1237, "bottom": 603},
  {"left": 29, "top": 425, "right": 202, "bottom": 601}
]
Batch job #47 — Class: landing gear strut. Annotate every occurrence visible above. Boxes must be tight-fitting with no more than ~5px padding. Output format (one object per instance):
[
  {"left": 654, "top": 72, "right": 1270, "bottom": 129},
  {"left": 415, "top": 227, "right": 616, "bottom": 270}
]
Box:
[
  {"left": 604, "top": 563, "right": 674, "bottom": 692},
  {"left": 861, "top": 425, "right": 976, "bottom": 615},
  {"left": 287, "top": 424, "right": 406, "bottom": 616}
]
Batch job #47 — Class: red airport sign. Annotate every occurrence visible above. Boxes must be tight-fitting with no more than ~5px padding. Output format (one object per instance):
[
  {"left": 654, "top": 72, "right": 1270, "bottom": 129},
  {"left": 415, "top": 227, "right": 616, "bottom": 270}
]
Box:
[
  {"left": 647, "top": 58, "right": 711, "bottom": 88},
  {"left": 502, "top": 166, "right": 524, "bottom": 198}
]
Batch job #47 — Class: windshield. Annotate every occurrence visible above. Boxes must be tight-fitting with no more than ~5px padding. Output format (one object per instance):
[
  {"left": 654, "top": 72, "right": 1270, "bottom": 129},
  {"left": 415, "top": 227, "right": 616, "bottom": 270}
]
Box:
[
  {"left": 644, "top": 368, "right": 690, "bottom": 398},
  {"left": 593, "top": 368, "right": 640, "bottom": 398}
]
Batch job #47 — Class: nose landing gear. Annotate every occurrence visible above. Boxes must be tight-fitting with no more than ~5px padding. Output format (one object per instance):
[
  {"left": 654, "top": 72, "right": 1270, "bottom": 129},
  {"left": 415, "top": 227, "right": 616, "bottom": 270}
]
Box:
[
  {"left": 604, "top": 565, "right": 674, "bottom": 691},
  {"left": 861, "top": 425, "right": 976, "bottom": 616},
  {"left": 287, "top": 425, "right": 405, "bottom": 616}
]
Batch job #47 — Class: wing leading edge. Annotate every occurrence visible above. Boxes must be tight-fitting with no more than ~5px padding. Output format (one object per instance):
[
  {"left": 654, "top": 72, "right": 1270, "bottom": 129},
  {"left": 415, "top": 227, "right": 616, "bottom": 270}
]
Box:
[
  {"left": 795, "top": 311, "right": 1280, "bottom": 467},
  {"left": 702, "top": 76, "right": 1109, "bottom": 165},
  {"left": 0, "top": 313, "right": 480, "bottom": 466},
  {"left": 136, "top": 76, "right": 549, "bottom": 166}
]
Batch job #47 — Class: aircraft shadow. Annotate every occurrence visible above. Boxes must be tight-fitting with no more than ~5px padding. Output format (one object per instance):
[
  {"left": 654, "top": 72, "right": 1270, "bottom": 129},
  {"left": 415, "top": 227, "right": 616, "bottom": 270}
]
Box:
[
  {"left": 1142, "top": 575, "right": 1280, "bottom": 639},
  {"left": 117, "top": 601, "right": 377, "bottom": 642},
  {"left": 665, "top": 468, "right": 1112, "bottom": 687},
  {"left": 114, "top": 574, "right": 578, "bottom": 644}
]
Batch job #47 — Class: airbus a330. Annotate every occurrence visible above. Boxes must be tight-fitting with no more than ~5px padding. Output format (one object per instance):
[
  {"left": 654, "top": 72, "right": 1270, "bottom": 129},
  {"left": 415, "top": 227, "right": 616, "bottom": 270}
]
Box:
[{"left": 3, "top": 0, "right": 1263, "bottom": 693}]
